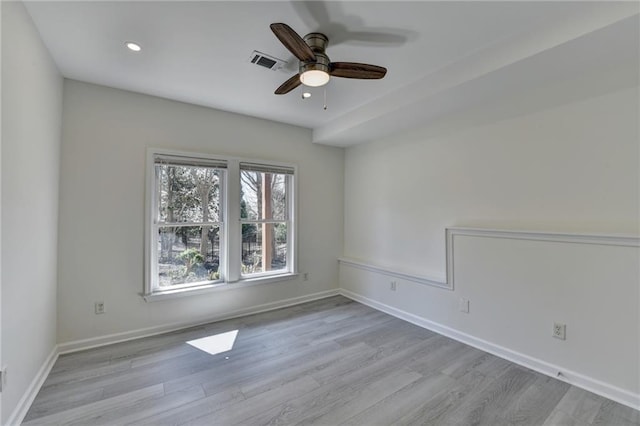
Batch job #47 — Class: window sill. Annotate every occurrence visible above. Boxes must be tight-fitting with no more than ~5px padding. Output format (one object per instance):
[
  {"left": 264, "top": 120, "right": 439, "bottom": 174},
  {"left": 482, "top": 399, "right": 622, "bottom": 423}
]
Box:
[{"left": 142, "top": 272, "right": 299, "bottom": 302}]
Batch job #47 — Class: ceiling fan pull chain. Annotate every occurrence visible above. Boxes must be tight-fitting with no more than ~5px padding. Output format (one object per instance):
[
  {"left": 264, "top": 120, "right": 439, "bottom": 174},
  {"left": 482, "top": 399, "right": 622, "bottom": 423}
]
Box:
[{"left": 324, "top": 88, "right": 328, "bottom": 110}]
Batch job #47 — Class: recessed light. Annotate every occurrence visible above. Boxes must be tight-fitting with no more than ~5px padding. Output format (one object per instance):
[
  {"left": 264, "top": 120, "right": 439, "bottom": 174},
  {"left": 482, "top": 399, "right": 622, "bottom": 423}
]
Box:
[
  {"left": 302, "top": 92, "right": 312, "bottom": 99},
  {"left": 125, "top": 41, "right": 142, "bottom": 52}
]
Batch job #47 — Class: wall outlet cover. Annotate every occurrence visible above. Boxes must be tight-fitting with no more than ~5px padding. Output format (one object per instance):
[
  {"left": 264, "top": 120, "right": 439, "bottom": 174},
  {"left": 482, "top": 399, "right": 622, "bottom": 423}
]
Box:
[{"left": 553, "top": 323, "right": 566, "bottom": 340}]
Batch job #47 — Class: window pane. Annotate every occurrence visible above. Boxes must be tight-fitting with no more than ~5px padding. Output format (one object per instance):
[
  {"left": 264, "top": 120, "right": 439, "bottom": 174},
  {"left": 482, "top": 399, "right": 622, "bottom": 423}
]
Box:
[
  {"left": 157, "top": 164, "right": 221, "bottom": 223},
  {"left": 240, "top": 171, "right": 287, "bottom": 220},
  {"left": 241, "top": 223, "right": 288, "bottom": 275},
  {"left": 157, "top": 226, "right": 221, "bottom": 287}
]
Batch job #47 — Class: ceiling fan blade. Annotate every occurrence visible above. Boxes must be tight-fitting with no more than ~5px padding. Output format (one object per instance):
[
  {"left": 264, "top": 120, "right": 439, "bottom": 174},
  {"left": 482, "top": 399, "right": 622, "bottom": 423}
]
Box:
[
  {"left": 329, "top": 62, "right": 387, "bottom": 79},
  {"left": 275, "top": 74, "right": 302, "bottom": 95},
  {"left": 270, "top": 23, "right": 316, "bottom": 62}
]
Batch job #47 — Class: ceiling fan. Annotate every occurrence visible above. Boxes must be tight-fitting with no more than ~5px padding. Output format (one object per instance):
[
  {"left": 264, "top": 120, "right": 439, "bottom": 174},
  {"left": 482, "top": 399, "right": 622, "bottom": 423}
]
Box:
[{"left": 270, "top": 23, "right": 387, "bottom": 95}]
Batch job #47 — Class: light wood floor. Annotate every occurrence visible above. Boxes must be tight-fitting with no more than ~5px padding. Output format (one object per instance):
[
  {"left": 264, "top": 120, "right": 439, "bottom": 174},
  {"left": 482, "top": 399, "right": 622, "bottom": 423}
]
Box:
[{"left": 24, "top": 296, "right": 639, "bottom": 425}]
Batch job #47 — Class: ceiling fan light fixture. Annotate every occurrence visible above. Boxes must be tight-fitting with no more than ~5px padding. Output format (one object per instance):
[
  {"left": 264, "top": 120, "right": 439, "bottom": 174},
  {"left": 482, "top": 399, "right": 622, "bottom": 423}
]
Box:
[
  {"left": 300, "top": 70, "right": 330, "bottom": 87},
  {"left": 299, "top": 52, "right": 331, "bottom": 87}
]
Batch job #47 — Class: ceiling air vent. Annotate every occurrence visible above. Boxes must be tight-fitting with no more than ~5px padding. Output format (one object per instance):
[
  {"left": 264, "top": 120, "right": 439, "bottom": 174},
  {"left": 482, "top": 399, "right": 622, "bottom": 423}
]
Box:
[{"left": 248, "top": 51, "right": 287, "bottom": 71}]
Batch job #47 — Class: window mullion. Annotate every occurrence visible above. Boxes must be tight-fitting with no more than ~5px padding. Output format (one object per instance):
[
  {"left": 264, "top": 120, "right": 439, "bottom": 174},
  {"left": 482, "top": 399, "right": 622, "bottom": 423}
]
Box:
[
  {"left": 226, "top": 160, "right": 241, "bottom": 282},
  {"left": 287, "top": 174, "right": 296, "bottom": 274}
]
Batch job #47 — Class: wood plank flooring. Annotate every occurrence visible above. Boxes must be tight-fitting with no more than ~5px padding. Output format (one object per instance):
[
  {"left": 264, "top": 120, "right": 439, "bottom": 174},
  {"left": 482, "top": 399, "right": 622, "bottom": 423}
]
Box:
[{"left": 23, "top": 296, "right": 639, "bottom": 425}]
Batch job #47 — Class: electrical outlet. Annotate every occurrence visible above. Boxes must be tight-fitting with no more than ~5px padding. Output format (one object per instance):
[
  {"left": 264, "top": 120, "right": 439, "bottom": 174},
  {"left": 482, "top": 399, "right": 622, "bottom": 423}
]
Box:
[
  {"left": 390, "top": 281, "right": 397, "bottom": 291},
  {"left": 303, "top": 272, "right": 309, "bottom": 281},
  {"left": 95, "top": 301, "right": 105, "bottom": 315},
  {"left": 553, "top": 323, "right": 566, "bottom": 340}
]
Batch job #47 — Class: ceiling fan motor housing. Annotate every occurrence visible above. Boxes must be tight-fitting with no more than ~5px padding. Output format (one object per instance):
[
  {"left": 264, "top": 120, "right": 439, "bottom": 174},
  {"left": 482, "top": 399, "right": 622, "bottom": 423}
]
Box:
[
  {"left": 303, "top": 33, "right": 329, "bottom": 53},
  {"left": 300, "top": 33, "right": 330, "bottom": 74},
  {"left": 300, "top": 52, "right": 330, "bottom": 74}
]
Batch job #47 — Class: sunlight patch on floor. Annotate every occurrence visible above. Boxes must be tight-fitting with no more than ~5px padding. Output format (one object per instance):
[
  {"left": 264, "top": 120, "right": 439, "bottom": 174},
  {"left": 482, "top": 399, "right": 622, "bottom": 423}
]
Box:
[{"left": 187, "top": 329, "right": 238, "bottom": 355}]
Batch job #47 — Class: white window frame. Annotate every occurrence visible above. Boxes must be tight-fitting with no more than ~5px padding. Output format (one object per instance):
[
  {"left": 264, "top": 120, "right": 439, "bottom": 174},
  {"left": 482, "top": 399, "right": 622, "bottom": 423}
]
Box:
[
  {"left": 239, "top": 162, "right": 295, "bottom": 281},
  {"left": 144, "top": 148, "right": 298, "bottom": 301}
]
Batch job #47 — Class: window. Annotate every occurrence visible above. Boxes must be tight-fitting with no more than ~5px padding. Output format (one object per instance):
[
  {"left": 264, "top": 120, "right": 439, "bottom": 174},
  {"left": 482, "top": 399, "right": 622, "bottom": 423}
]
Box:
[
  {"left": 240, "top": 163, "right": 294, "bottom": 277},
  {"left": 145, "top": 150, "right": 296, "bottom": 298}
]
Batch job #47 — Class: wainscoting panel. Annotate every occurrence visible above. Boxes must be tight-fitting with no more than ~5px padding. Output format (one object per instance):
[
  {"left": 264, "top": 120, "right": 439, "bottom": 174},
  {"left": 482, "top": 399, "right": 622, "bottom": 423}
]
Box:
[{"left": 340, "top": 228, "right": 640, "bottom": 409}]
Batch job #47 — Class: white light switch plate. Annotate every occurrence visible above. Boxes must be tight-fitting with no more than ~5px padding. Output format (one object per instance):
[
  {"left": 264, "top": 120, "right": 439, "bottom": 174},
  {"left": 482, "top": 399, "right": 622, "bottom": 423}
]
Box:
[{"left": 459, "top": 298, "right": 470, "bottom": 313}]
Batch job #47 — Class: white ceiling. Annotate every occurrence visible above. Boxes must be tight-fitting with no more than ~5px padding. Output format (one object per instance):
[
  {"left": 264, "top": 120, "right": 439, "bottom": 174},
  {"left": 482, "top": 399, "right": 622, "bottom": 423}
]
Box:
[{"left": 24, "top": 1, "right": 639, "bottom": 146}]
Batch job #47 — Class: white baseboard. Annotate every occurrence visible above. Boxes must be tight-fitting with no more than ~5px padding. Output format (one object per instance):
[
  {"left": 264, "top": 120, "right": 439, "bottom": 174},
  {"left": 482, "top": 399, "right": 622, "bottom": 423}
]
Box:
[
  {"left": 339, "top": 288, "right": 640, "bottom": 411},
  {"left": 58, "top": 289, "right": 340, "bottom": 354},
  {"left": 6, "top": 345, "right": 59, "bottom": 426}
]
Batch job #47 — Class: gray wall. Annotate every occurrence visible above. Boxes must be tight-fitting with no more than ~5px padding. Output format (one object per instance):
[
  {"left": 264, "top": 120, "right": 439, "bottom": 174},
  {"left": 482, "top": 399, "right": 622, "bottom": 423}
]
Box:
[
  {"left": 1, "top": 1, "right": 63, "bottom": 423},
  {"left": 57, "top": 80, "right": 344, "bottom": 345},
  {"left": 341, "top": 86, "right": 640, "bottom": 405}
]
